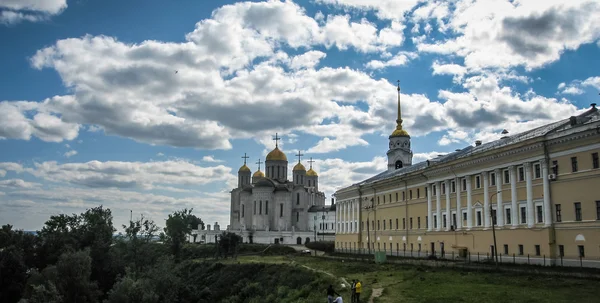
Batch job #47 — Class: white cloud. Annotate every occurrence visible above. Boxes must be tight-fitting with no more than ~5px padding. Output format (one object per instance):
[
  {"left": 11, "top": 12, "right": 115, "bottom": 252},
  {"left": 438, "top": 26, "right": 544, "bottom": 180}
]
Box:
[
  {"left": 0, "top": 0, "right": 67, "bottom": 25},
  {"left": 156, "top": 152, "right": 165, "bottom": 157},
  {"left": 315, "top": 156, "right": 388, "bottom": 196},
  {"left": 432, "top": 61, "right": 467, "bottom": 78},
  {"left": 416, "top": 0, "right": 600, "bottom": 71},
  {"left": 315, "top": 0, "right": 421, "bottom": 21},
  {"left": 413, "top": 152, "right": 448, "bottom": 163},
  {"left": 581, "top": 76, "right": 600, "bottom": 90},
  {"left": 288, "top": 51, "right": 327, "bottom": 70},
  {"left": 64, "top": 150, "right": 78, "bottom": 158},
  {"left": 0, "top": 179, "right": 41, "bottom": 189},
  {"left": 557, "top": 76, "right": 600, "bottom": 95},
  {"left": 365, "top": 51, "right": 417, "bottom": 70},
  {"left": 202, "top": 155, "right": 224, "bottom": 163}
]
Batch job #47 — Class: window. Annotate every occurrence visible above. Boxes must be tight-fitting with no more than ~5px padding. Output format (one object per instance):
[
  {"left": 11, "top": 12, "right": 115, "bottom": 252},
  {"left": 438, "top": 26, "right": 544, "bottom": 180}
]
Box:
[
  {"left": 535, "top": 163, "right": 542, "bottom": 178},
  {"left": 403, "top": 218, "right": 406, "bottom": 229},
  {"left": 383, "top": 195, "right": 386, "bottom": 203},
  {"left": 593, "top": 153, "right": 599, "bottom": 169},
  {"left": 410, "top": 217, "right": 413, "bottom": 229},
  {"left": 518, "top": 245, "right": 524, "bottom": 255},
  {"left": 417, "top": 188, "right": 420, "bottom": 198},
  {"left": 280, "top": 204, "right": 283, "bottom": 217},
  {"left": 242, "top": 205, "right": 245, "bottom": 217},
  {"left": 490, "top": 172, "right": 496, "bottom": 186},
  {"left": 383, "top": 220, "right": 386, "bottom": 230},
  {"left": 578, "top": 245, "right": 585, "bottom": 257},
  {"left": 504, "top": 244, "right": 509, "bottom": 255},
  {"left": 259, "top": 201, "right": 262, "bottom": 214},
  {"left": 417, "top": 217, "right": 421, "bottom": 229},
  {"left": 297, "top": 193, "right": 300, "bottom": 205},
  {"left": 395, "top": 192, "right": 398, "bottom": 202},
  {"left": 491, "top": 209, "right": 497, "bottom": 225},
  {"left": 462, "top": 178, "right": 467, "bottom": 191},
  {"left": 518, "top": 166, "right": 524, "bottom": 181},
  {"left": 443, "top": 215, "right": 447, "bottom": 228},
  {"left": 402, "top": 192, "right": 405, "bottom": 200},
  {"left": 395, "top": 218, "right": 398, "bottom": 229},
  {"left": 389, "top": 194, "right": 392, "bottom": 203},
  {"left": 389, "top": 219, "right": 392, "bottom": 230},
  {"left": 463, "top": 212, "right": 467, "bottom": 221},
  {"left": 476, "top": 211, "right": 482, "bottom": 226},
  {"left": 377, "top": 220, "right": 380, "bottom": 230},
  {"left": 476, "top": 175, "right": 481, "bottom": 188},
  {"left": 425, "top": 216, "right": 428, "bottom": 228},
  {"left": 433, "top": 185, "right": 437, "bottom": 195},
  {"left": 555, "top": 204, "right": 561, "bottom": 222},
  {"left": 296, "top": 212, "right": 299, "bottom": 222},
  {"left": 409, "top": 190, "right": 413, "bottom": 199},
  {"left": 425, "top": 187, "right": 428, "bottom": 197},
  {"left": 254, "top": 201, "right": 256, "bottom": 215},
  {"left": 535, "top": 245, "right": 541, "bottom": 256},
  {"left": 596, "top": 201, "right": 600, "bottom": 220},
  {"left": 452, "top": 213, "right": 456, "bottom": 229},
  {"left": 418, "top": 243, "right": 422, "bottom": 251},
  {"left": 551, "top": 160, "right": 558, "bottom": 175},
  {"left": 265, "top": 201, "right": 268, "bottom": 215},
  {"left": 442, "top": 183, "right": 446, "bottom": 194},
  {"left": 571, "top": 157, "right": 578, "bottom": 172},
  {"left": 536, "top": 205, "right": 543, "bottom": 223},
  {"left": 451, "top": 181, "right": 456, "bottom": 193},
  {"left": 559, "top": 245, "right": 564, "bottom": 257},
  {"left": 504, "top": 169, "right": 510, "bottom": 184},
  {"left": 377, "top": 196, "right": 380, "bottom": 204},
  {"left": 575, "top": 202, "right": 582, "bottom": 221},
  {"left": 433, "top": 215, "right": 437, "bottom": 228},
  {"left": 505, "top": 208, "right": 511, "bottom": 225},
  {"left": 520, "top": 207, "right": 527, "bottom": 224}
]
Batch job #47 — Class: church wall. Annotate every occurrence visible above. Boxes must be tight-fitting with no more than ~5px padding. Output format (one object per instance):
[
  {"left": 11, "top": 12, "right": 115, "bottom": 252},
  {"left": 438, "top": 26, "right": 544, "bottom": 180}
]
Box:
[{"left": 251, "top": 188, "right": 274, "bottom": 231}]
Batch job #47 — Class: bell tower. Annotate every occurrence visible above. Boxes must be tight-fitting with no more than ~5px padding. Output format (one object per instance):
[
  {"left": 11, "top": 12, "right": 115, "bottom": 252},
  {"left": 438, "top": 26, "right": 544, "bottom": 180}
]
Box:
[{"left": 387, "top": 80, "right": 413, "bottom": 171}]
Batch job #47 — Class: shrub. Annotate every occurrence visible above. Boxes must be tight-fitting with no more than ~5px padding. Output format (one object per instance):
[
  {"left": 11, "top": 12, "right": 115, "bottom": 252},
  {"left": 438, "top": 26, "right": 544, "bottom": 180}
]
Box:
[{"left": 305, "top": 241, "right": 335, "bottom": 253}]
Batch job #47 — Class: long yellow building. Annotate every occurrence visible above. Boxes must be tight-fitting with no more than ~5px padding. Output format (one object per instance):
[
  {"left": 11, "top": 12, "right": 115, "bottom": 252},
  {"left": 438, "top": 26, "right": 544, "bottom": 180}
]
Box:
[{"left": 334, "top": 84, "right": 600, "bottom": 267}]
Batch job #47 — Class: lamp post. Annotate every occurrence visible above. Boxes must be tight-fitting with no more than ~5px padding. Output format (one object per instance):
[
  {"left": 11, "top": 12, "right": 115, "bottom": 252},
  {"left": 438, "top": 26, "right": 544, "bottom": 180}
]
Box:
[{"left": 490, "top": 191, "right": 500, "bottom": 267}]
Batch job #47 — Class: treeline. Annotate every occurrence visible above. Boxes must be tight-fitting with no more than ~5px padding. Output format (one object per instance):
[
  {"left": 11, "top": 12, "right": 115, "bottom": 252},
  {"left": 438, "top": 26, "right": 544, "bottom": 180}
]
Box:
[{"left": 0, "top": 206, "right": 312, "bottom": 303}]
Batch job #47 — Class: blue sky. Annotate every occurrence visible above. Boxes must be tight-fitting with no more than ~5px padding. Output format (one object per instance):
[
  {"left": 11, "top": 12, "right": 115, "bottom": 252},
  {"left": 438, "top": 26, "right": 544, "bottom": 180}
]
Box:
[{"left": 1, "top": 0, "right": 599, "bottom": 231}]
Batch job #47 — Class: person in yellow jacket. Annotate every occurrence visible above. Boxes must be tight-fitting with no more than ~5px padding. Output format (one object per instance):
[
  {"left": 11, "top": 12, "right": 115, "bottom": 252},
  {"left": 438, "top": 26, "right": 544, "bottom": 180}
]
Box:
[{"left": 354, "top": 280, "right": 362, "bottom": 303}]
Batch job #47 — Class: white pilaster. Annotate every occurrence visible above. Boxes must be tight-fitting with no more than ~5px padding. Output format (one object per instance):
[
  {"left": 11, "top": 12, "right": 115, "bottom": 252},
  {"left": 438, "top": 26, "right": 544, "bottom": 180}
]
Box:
[
  {"left": 445, "top": 180, "right": 451, "bottom": 231},
  {"left": 495, "top": 169, "right": 504, "bottom": 227},
  {"left": 427, "top": 184, "right": 432, "bottom": 231},
  {"left": 435, "top": 181, "right": 442, "bottom": 231},
  {"left": 510, "top": 166, "right": 518, "bottom": 228},
  {"left": 483, "top": 172, "right": 490, "bottom": 228},
  {"left": 525, "top": 162, "right": 534, "bottom": 228},
  {"left": 542, "top": 161, "right": 552, "bottom": 227},
  {"left": 466, "top": 175, "right": 473, "bottom": 229},
  {"left": 456, "top": 177, "right": 462, "bottom": 230}
]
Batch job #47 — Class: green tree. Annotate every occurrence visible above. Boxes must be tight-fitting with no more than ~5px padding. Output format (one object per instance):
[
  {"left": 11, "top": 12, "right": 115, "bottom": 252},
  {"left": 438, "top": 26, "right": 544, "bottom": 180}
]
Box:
[
  {"left": 121, "top": 215, "right": 160, "bottom": 275},
  {"left": 163, "top": 209, "right": 203, "bottom": 260},
  {"left": 36, "top": 213, "right": 82, "bottom": 268},
  {"left": 54, "top": 250, "right": 101, "bottom": 303},
  {"left": 0, "top": 246, "right": 29, "bottom": 303},
  {"left": 218, "top": 232, "right": 242, "bottom": 259},
  {"left": 79, "top": 206, "right": 117, "bottom": 293}
]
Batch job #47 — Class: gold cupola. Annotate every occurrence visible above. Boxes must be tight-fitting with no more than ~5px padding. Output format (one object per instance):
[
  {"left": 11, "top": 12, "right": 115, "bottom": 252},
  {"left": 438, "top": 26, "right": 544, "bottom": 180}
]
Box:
[
  {"left": 252, "top": 158, "right": 265, "bottom": 183},
  {"left": 293, "top": 150, "right": 306, "bottom": 171},
  {"left": 390, "top": 80, "right": 409, "bottom": 138},
  {"left": 238, "top": 164, "right": 251, "bottom": 173},
  {"left": 306, "top": 157, "right": 318, "bottom": 177},
  {"left": 266, "top": 133, "right": 288, "bottom": 161}
]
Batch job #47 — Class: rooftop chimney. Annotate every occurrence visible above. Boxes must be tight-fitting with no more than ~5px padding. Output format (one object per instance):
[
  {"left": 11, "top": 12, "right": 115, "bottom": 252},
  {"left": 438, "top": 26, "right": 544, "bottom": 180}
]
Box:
[
  {"left": 591, "top": 103, "right": 597, "bottom": 109},
  {"left": 475, "top": 140, "right": 482, "bottom": 146}
]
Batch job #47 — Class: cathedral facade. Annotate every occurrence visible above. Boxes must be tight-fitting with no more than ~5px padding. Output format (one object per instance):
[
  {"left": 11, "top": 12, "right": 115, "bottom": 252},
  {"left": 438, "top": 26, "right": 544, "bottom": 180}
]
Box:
[
  {"left": 229, "top": 137, "right": 328, "bottom": 244},
  {"left": 334, "top": 82, "right": 600, "bottom": 268}
]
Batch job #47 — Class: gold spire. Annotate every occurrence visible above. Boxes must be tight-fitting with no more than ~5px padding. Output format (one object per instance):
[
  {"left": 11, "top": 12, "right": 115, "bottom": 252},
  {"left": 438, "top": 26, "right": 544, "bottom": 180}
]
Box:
[{"left": 390, "top": 80, "right": 409, "bottom": 137}]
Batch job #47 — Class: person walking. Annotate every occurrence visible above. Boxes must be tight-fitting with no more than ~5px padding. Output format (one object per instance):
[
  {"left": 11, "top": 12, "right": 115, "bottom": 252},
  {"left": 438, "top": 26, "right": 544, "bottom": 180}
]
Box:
[
  {"left": 350, "top": 279, "right": 356, "bottom": 303},
  {"left": 355, "top": 280, "right": 362, "bottom": 303},
  {"left": 327, "top": 285, "right": 340, "bottom": 303}
]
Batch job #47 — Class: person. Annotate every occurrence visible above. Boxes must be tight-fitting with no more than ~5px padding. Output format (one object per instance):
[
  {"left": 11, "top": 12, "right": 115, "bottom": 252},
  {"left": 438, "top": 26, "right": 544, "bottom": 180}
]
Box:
[
  {"left": 350, "top": 279, "right": 356, "bottom": 303},
  {"left": 333, "top": 296, "right": 344, "bottom": 303},
  {"left": 327, "top": 285, "right": 340, "bottom": 303},
  {"left": 355, "top": 280, "right": 362, "bottom": 303}
]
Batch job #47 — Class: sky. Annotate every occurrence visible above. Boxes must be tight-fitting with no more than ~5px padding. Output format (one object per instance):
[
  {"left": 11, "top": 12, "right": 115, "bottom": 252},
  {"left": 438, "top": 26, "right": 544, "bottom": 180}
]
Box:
[{"left": 1, "top": 0, "right": 599, "bottom": 232}]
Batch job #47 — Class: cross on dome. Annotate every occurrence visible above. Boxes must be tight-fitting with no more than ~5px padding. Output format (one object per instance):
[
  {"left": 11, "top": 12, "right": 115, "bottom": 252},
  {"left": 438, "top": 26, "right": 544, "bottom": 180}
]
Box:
[
  {"left": 307, "top": 157, "right": 315, "bottom": 169},
  {"left": 256, "top": 159, "right": 263, "bottom": 170},
  {"left": 241, "top": 152, "right": 249, "bottom": 165},
  {"left": 296, "top": 150, "right": 304, "bottom": 163},
  {"left": 272, "top": 133, "right": 281, "bottom": 148}
]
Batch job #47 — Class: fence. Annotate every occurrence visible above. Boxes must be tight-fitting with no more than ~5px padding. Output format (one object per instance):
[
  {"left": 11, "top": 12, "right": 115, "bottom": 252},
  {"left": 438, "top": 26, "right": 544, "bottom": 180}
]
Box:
[{"left": 333, "top": 247, "right": 600, "bottom": 269}]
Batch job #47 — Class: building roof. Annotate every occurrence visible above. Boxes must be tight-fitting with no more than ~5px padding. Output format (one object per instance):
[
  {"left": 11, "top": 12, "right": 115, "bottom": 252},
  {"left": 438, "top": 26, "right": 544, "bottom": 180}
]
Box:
[
  {"left": 308, "top": 205, "right": 336, "bottom": 212},
  {"left": 266, "top": 147, "right": 287, "bottom": 161},
  {"left": 352, "top": 105, "right": 599, "bottom": 187}
]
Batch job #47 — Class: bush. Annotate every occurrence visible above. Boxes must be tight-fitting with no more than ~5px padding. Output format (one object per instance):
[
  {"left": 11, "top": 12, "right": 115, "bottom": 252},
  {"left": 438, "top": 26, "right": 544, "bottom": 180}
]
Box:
[{"left": 305, "top": 241, "right": 335, "bottom": 253}]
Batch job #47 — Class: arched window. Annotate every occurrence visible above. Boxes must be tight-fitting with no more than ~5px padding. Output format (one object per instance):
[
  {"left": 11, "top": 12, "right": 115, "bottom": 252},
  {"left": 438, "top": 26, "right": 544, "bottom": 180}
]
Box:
[
  {"left": 297, "top": 193, "right": 300, "bottom": 205},
  {"left": 395, "top": 160, "right": 403, "bottom": 169}
]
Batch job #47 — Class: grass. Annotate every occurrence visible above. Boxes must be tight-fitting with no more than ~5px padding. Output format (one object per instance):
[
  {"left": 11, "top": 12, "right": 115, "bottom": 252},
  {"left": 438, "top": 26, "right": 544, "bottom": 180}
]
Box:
[{"left": 224, "top": 255, "right": 599, "bottom": 303}]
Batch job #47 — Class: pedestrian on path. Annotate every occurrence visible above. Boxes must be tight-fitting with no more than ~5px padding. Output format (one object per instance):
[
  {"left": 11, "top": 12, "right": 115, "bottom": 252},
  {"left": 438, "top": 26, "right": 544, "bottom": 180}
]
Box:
[{"left": 355, "top": 280, "right": 362, "bottom": 303}]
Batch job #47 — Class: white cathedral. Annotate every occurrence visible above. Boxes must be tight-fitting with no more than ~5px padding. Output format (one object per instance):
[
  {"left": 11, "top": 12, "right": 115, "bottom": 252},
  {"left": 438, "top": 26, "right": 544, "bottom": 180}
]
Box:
[{"left": 226, "top": 136, "right": 335, "bottom": 244}]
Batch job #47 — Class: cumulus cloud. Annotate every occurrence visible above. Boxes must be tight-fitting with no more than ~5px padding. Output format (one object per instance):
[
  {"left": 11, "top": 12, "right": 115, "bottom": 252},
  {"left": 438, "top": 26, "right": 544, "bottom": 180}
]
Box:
[
  {"left": 63, "top": 150, "right": 78, "bottom": 158},
  {"left": 365, "top": 51, "right": 417, "bottom": 70},
  {"left": 558, "top": 76, "right": 600, "bottom": 95},
  {"left": 315, "top": 0, "right": 421, "bottom": 21},
  {"left": 0, "top": 0, "right": 67, "bottom": 25},
  {"left": 202, "top": 155, "right": 224, "bottom": 163},
  {"left": 0, "top": 179, "right": 41, "bottom": 189},
  {"left": 417, "top": 0, "right": 600, "bottom": 71}
]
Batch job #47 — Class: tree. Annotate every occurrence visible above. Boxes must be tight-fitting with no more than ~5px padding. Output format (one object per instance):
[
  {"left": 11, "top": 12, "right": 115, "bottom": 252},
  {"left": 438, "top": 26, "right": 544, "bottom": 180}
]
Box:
[
  {"left": 0, "top": 246, "right": 28, "bottom": 303},
  {"left": 54, "top": 250, "right": 101, "bottom": 303},
  {"left": 163, "top": 209, "right": 203, "bottom": 260},
  {"left": 121, "top": 215, "right": 160, "bottom": 275},
  {"left": 217, "top": 232, "right": 242, "bottom": 259},
  {"left": 79, "top": 206, "right": 116, "bottom": 294},
  {"left": 36, "top": 213, "right": 82, "bottom": 268}
]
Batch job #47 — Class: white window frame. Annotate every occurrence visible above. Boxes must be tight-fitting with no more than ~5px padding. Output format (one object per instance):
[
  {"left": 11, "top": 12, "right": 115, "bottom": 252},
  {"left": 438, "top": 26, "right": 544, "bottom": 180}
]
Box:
[
  {"left": 504, "top": 205, "right": 512, "bottom": 225},
  {"left": 503, "top": 169, "right": 510, "bottom": 184},
  {"left": 490, "top": 172, "right": 496, "bottom": 186},
  {"left": 518, "top": 166, "right": 525, "bottom": 182},
  {"left": 535, "top": 201, "right": 544, "bottom": 224},
  {"left": 451, "top": 181, "right": 456, "bottom": 193},
  {"left": 475, "top": 175, "right": 481, "bottom": 189},
  {"left": 476, "top": 209, "right": 483, "bottom": 226},
  {"left": 534, "top": 163, "right": 542, "bottom": 179},
  {"left": 519, "top": 204, "right": 527, "bottom": 225}
]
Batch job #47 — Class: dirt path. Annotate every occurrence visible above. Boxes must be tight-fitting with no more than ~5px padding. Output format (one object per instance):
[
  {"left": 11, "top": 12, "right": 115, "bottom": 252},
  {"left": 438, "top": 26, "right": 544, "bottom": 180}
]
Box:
[
  {"left": 297, "top": 264, "right": 350, "bottom": 287},
  {"left": 369, "top": 288, "right": 384, "bottom": 303}
]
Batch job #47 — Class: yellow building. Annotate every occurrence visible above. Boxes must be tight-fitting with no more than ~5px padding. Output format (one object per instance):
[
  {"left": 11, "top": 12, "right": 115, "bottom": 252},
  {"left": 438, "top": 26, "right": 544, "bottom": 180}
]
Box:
[{"left": 334, "top": 84, "right": 600, "bottom": 267}]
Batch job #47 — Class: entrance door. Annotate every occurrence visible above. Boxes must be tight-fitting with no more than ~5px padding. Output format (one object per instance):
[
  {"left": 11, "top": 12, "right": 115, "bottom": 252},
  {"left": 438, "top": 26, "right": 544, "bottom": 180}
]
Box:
[
  {"left": 430, "top": 242, "right": 435, "bottom": 256},
  {"left": 296, "top": 237, "right": 302, "bottom": 244},
  {"left": 274, "top": 238, "right": 279, "bottom": 244}
]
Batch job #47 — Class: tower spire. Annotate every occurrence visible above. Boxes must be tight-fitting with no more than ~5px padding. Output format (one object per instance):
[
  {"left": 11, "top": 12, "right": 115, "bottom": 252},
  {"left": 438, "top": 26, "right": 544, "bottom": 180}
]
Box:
[
  {"left": 273, "top": 133, "right": 280, "bottom": 148},
  {"left": 390, "top": 80, "right": 409, "bottom": 137}
]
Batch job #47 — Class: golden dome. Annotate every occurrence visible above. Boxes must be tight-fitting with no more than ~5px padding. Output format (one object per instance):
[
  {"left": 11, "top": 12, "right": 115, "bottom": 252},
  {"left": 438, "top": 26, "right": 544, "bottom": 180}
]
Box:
[
  {"left": 390, "top": 127, "right": 409, "bottom": 137},
  {"left": 238, "top": 164, "right": 251, "bottom": 173},
  {"left": 293, "top": 162, "right": 306, "bottom": 171},
  {"left": 266, "top": 147, "right": 287, "bottom": 161},
  {"left": 306, "top": 168, "right": 318, "bottom": 177},
  {"left": 253, "top": 170, "right": 265, "bottom": 178}
]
